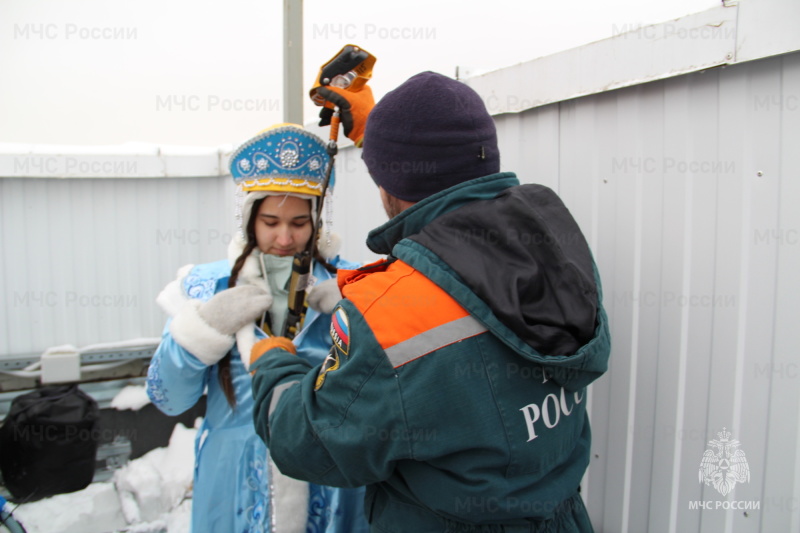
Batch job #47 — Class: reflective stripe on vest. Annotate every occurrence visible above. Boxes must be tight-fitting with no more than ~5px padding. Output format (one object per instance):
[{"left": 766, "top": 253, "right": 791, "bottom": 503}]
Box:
[
  {"left": 386, "top": 315, "right": 488, "bottom": 368},
  {"left": 269, "top": 380, "right": 299, "bottom": 418}
]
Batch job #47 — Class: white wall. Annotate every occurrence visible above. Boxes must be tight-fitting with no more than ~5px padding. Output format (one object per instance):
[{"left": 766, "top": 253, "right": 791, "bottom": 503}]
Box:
[
  {"left": 483, "top": 52, "right": 799, "bottom": 533},
  {"left": 0, "top": 175, "right": 236, "bottom": 356}
]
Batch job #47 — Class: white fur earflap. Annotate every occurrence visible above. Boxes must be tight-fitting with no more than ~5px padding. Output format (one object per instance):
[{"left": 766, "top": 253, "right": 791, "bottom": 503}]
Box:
[
  {"left": 156, "top": 264, "right": 195, "bottom": 317},
  {"left": 169, "top": 300, "right": 235, "bottom": 366},
  {"left": 316, "top": 230, "right": 342, "bottom": 260},
  {"left": 239, "top": 191, "right": 270, "bottom": 238},
  {"left": 239, "top": 191, "right": 318, "bottom": 238}
]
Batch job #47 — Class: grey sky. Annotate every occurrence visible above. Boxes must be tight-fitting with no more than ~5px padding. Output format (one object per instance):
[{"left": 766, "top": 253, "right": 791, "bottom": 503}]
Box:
[{"left": 0, "top": 0, "right": 717, "bottom": 147}]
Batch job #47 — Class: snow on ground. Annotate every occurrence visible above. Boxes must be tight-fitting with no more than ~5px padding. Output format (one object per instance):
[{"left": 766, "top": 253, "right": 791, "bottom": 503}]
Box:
[{"left": 11, "top": 386, "right": 197, "bottom": 533}]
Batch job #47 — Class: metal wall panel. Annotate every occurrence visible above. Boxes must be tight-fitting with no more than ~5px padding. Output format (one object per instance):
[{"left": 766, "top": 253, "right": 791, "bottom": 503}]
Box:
[
  {"left": 327, "top": 149, "right": 388, "bottom": 265},
  {"left": 0, "top": 176, "right": 236, "bottom": 357},
  {"left": 480, "top": 53, "right": 800, "bottom": 533},
  {"left": 0, "top": 148, "right": 383, "bottom": 360}
]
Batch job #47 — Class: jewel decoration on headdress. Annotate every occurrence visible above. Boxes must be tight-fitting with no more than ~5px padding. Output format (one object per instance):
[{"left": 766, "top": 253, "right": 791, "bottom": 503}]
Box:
[{"left": 280, "top": 146, "right": 300, "bottom": 168}]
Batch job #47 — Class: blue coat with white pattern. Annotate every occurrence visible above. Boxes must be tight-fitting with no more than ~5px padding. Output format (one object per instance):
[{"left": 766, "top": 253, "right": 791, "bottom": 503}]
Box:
[{"left": 147, "top": 256, "right": 368, "bottom": 533}]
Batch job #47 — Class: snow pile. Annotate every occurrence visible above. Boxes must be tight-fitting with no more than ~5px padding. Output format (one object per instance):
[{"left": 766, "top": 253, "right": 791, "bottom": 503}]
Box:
[
  {"left": 114, "top": 422, "right": 196, "bottom": 525},
  {"left": 12, "top": 483, "right": 128, "bottom": 533},
  {"left": 12, "top": 387, "right": 197, "bottom": 533}
]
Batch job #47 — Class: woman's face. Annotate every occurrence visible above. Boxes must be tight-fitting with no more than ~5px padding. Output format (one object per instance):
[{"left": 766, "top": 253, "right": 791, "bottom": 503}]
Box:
[{"left": 253, "top": 195, "right": 313, "bottom": 256}]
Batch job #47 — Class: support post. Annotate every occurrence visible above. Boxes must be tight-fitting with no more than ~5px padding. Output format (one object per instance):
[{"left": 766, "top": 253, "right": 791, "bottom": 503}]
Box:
[{"left": 283, "top": 0, "right": 304, "bottom": 125}]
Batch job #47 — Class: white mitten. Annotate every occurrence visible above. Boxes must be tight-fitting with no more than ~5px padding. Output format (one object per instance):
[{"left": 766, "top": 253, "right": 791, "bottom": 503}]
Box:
[
  {"left": 170, "top": 286, "right": 272, "bottom": 365},
  {"left": 306, "top": 278, "right": 342, "bottom": 314}
]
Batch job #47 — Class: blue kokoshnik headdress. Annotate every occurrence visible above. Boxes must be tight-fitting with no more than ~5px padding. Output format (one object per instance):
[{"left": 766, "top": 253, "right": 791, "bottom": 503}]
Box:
[
  {"left": 229, "top": 123, "right": 335, "bottom": 195},
  {"left": 228, "top": 124, "right": 338, "bottom": 252}
]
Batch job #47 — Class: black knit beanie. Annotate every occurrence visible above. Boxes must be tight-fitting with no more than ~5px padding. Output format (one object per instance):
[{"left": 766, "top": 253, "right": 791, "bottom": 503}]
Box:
[{"left": 361, "top": 71, "right": 500, "bottom": 202}]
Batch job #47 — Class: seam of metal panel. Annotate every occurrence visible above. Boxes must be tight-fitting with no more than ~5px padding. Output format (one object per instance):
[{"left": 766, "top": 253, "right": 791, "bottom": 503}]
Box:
[
  {"left": 667, "top": 178, "right": 694, "bottom": 533},
  {"left": 465, "top": 1, "right": 799, "bottom": 117},
  {"left": 464, "top": 5, "right": 738, "bottom": 115},
  {"left": 731, "top": 161, "right": 752, "bottom": 486},
  {"left": 621, "top": 168, "right": 645, "bottom": 533}
]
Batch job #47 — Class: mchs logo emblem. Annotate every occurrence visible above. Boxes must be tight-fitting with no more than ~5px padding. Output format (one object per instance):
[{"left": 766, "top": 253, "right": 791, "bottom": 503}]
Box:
[
  {"left": 315, "top": 307, "right": 349, "bottom": 391},
  {"left": 699, "top": 428, "right": 750, "bottom": 496}
]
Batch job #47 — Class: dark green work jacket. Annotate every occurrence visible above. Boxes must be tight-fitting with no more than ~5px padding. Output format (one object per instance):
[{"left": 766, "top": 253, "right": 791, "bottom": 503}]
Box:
[{"left": 252, "top": 173, "right": 611, "bottom": 532}]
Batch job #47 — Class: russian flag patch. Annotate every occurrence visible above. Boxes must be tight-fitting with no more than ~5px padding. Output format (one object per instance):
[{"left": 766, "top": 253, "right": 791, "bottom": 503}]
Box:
[{"left": 330, "top": 307, "right": 350, "bottom": 355}]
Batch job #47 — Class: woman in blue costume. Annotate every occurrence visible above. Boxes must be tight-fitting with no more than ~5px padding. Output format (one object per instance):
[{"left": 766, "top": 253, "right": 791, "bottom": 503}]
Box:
[{"left": 146, "top": 124, "right": 368, "bottom": 533}]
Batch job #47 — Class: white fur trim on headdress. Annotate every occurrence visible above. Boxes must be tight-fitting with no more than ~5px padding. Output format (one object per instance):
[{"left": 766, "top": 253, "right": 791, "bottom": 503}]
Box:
[
  {"left": 239, "top": 191, "right": 268, "bottom": 238},
  {"left": 169, "top": 300, "right": 235, "bottom": 366},
  {"left": 239, "top": 191, "right": 318, "bottom": 237}
]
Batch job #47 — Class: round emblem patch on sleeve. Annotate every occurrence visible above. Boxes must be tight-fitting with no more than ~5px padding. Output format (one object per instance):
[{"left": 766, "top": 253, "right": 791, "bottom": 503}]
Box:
[
  {"left": 315, "top": 307, "right": 350, "bottom": 391},
  {"left": 314, "top": 347, "right": 340, "bottom": 391},
  {"left": 314, "top": 307, "right": 350, "bottom": 391}
]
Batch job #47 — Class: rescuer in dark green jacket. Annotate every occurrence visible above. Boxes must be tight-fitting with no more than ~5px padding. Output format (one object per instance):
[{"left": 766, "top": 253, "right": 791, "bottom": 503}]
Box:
[{"left": 249, "top": 72, "right": 611, "bottom": 532}]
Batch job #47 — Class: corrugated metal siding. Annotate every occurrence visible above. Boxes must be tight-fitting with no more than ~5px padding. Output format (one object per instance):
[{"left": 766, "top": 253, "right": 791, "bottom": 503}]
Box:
[
  {"left": 0, "top": 148, "right": 379, "bottom": 360},
  {"left": 327, "top": 150, "right": 388, "bottom": 266},
  {"left": 483, "top": 52, "right": 800, "bottom": 532},
  {"left": 0, "top": 176, "right": 235, "bottom": 356}
]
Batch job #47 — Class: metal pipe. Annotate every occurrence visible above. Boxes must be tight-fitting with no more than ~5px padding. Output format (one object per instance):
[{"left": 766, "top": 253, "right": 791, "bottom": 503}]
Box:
[{"left": 283, "top": 0, "right": 303, "bottom": 124}]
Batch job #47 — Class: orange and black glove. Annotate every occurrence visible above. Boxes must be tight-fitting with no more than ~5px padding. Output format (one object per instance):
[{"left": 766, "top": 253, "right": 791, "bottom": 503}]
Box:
[{"left": 315, "top": 85, "right": 375, "bottom": 147}]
